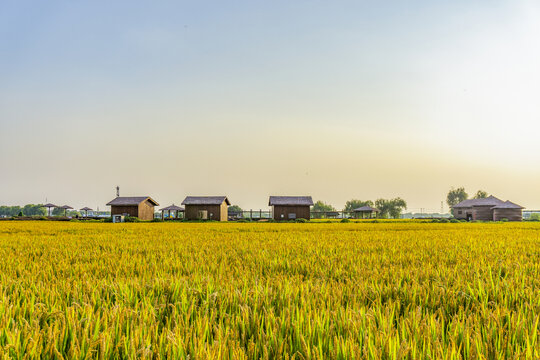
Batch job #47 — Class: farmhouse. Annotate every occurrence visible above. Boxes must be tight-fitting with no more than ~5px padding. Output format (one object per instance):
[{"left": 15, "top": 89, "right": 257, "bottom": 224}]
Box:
[
  {"left": 269, "top": 196, "right": 313, "bottom": 221},
  {"left": 106, "top": 196, "right": 159, "bottom": 221},
  {"left": 452, "top": 195, "right": 524, "bottom": 221},
  {"left": 181, "top": 196, "right": 230, "bottom": 221}
]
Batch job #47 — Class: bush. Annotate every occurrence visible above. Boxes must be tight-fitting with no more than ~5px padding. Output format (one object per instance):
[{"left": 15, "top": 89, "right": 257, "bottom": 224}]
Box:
[
  {"left": 439, "top": 218, "right": 449, "bottom": 223},
  {"left": 151, "top": 218, "right": 164, "bottom": 222},
  {"left": 340, "top": 218, "right": 351, "bottom": 223},
  {"left": 124, "top": 216, "right": 141, "bottom": 223},
  {"left": 295, "top": 218, "right": 308, "bottom": 223},
  {"left": 103, "top": 217, "right": 113, "bottom": 223},
  {"left": 450, "top": 219, "right": 459, "bottom": 223}
]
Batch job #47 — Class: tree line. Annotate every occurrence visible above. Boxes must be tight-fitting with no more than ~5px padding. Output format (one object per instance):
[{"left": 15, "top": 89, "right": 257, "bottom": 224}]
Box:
[
  {"left": 0, "top": 204, "right": 47, "bottom": 217},
  {"left": 311, "top": 198, "right": 407, "bottom": 219},
  {"left": 0, "top": 204, "right": 82, "bottom": 217}
]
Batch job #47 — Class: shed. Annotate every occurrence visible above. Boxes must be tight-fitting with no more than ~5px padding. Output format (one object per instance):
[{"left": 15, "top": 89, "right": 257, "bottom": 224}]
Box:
[
  {"left": 160, "top": 204, "right": 184, "bottom": 220},
  {"left": 353, "top": 206, "right": 380, "bottom": 219},
  {"left": 452, "top": 195, "right": 523, "bottom": 221},
  {"left": 106, "top": 196, "right": 159, "bottom": 221},
  {"left": 181, "top": 196, "right": 230, "bottom": 221},
  {"left": 269, "top": 196, "right": 313, "bottom": 221}
]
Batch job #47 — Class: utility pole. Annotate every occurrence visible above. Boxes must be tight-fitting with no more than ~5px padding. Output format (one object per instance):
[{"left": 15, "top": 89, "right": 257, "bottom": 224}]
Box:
[{"left": 116, "top": 186, "right": 120, "bottom": 197}]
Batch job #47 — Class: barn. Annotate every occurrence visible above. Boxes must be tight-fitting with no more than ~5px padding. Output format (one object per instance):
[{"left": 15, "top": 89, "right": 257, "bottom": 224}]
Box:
[
  {"left": 452, "top": 195, "right": 523, "bottom": 221},
  {"left": 106, "top": 196, "right": 159, "bottom": 221},
  {"left": 269, "top": 196, "right": 313, "bottom": 221},
  {"left": 181, "top": 196, "right": 230, "bottom": 221}
]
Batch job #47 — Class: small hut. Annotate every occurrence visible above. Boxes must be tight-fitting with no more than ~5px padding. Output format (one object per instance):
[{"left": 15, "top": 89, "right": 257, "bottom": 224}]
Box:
[
  {"left": 160, "top": 204, "right": 184, "bottom": 220},
  {"left": 80, "top": 207, "right": 93, "bottom": 217},
  {"left": 106, "top": 196, "right": 159, "bottom": 221},
  {"left": 60, "top": 205, "right": 73, "bottom": 217},
  {"left": 269, "top": 196, "right": 313, "bottom": 221},
  {"left": 353, "top": 206, "right": 380, "bottom": 219},
  {"left": 181, "top": 196, "right": 230, "bottom": 221},
  {"left": 42, "top": 203, "right": 57, "bottom": 216}
]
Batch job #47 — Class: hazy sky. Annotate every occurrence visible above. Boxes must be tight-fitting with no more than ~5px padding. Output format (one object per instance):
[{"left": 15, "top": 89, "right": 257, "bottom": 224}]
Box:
[{"left": 1, "top": 0, "right": 539, "bottom": 212}]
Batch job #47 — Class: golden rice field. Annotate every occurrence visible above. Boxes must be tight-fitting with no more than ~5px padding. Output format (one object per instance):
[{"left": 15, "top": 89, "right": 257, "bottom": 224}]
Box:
[{"left": 1, "top": 221, "right": 540, "bottom": 359}]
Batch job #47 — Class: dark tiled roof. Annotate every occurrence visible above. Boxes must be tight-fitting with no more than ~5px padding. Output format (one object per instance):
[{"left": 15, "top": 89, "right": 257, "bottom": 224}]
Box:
[
  {"left": 106, "top": 196, "right": 159, "bottom": 206},
  {"left": 60, "top": 205, "right": 73, "bottom": 210},
  {"left": 268, "top": 196, "right": 314, "bottom": 206},
  {"left": 42, "top": 203, "right": 57, "bottom": 208},
  {"left": 492, "top": 201, "right": 524, "bottom": 209},
  {"left": 181, "top": 196, "right": 230, "bottom": 206},
  {"left": 353, "top": 206, "right": 380, "bottom": 212},
  {"left": 452, "top": 196, "right": 504, "bottom": 208},
  {"left": 160, "top": 204, "right": 185, "bottom": 211},
  {"left": 80, "top": 207, "right": 93, "bottom": 211}
]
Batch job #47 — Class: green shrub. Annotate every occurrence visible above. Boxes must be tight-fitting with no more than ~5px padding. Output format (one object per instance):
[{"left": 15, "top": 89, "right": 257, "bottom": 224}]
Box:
[
  {"left": 439, "top": 218, "right": 449, "bottom": 223},
  {"left": 450, "top": 219, "right": 459, "bottom": 223},
  {"left": 151, "top": 218, "right": 164, "bottom": 222},
  {"left": 103, "top": 217, "right": 113, "bottom": 223},
  {"left": 340, "top": 218, "right": 351, "bottom": 223},
  {"left": 295, "top": 218, "right": 308, "bottom": 223}
]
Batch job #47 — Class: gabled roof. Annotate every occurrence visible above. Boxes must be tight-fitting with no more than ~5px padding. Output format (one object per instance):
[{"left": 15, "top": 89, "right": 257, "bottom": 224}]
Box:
[
  {"left": 160, "top": 204, "right": 185, "bottom": 211},
  {"left": 80, "top": 207, "right": 93, "bottom": 211},
  {"left": 268, "top": 196, "right": 314, "bottom": 206},
  {"left": 452, "top": 195, "right": 504, "bottom": 208},
  {"left": 106, "top": 196, "right": 159, "bottom": 206},
  {"left": 60, "top": 205, "right": 73, "bottom": 210},
  {"left": 181, "top": 196, "right": 230, "bottom": 206},
  {"left": 42, "top": 203, "right": 57, "bottom": 208},
  {"left": 492, "top": 201, "right": 524, "bottom": 209},
  {"left": 353, "top": 206, "right": 380, "bottom": 212}
]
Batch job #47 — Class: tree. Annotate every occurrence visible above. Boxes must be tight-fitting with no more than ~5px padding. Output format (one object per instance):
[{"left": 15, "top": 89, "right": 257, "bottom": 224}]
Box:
[
  {"left": 375, "top": 198, "right": 407, "bottom": 219},
  {"left": 446, "top": 187, "right": 468, "bottom": 209},
  {"left": 344, "top": 200, "right": 373, "bottom": 212},
  {"left": 312, "top": 201, "right": 335, "bottom": 213},
  {"left": 228, "top": 205, "right": 243, "bottom": 213},
  {"left": 473, "top": 190, "right": 488, "bottom": 199},
  {"left": 23, "top": 204, "right": 46, "bottom": 216}
]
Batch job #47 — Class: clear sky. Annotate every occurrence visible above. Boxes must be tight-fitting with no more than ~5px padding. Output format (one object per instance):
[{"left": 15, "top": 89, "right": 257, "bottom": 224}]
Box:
[{"left": 1, "top": 0, "right": 539, "bottom": 212}]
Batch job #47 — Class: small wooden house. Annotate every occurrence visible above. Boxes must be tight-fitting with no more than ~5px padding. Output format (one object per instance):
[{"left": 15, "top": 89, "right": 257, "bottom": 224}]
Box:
[
  {"left": 269, "top": 196, "right": 313, "bottom": 221},
  {"left": 106, "top": 196, "right": 159, "bottom": 221},
  {"left": 452, "top": 195, "right": 523, "bottom": 221},
  {"left": 181, "top": 196, "right": 230, "bottom": 221}
]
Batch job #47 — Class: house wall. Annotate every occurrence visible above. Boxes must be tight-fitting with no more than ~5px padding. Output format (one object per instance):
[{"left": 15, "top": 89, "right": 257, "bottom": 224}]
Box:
[
  {"left": 272, "top": 205, "right": 310, "bottom": 221},
  {"left": 111, "top": 205, "right": 139, "bottom": 218},
  {"left": 111, "top": 202, "right": 155, "bottom": 220},
  {"left": 472, "top": 206, "right": 495, "bottom": 221},
  {"left": 453, "top": 207, "right": 472, "bottom": 220},
  {"left": 184, "top": 204, "right": 226, "bottom": 221},
  {"left": 138, "top": 200, "right": 156, "bottom": 221},
  {"left": 220, "top": 202, "right": 228, "bottom": 221},
  {"left": 493, "top": 209, "right": 522, "bottom": 221}
]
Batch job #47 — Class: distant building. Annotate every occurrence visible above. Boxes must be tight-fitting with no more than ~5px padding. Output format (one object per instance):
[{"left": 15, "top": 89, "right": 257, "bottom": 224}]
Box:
[
  {"left": 269, "top": 196, "right": 313, "bottom": 221},
  {"left": 452, "top": 195, "right": 523, "bottom": 221},
  {"left": 106, "top": 196, "right": 159, "bottom": 221},
  {"left": 181, "top": 196, "right": 230, "bottom": 221},
  {"left": 352, "top": 206, "right": 380, "bottom": 219}
]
